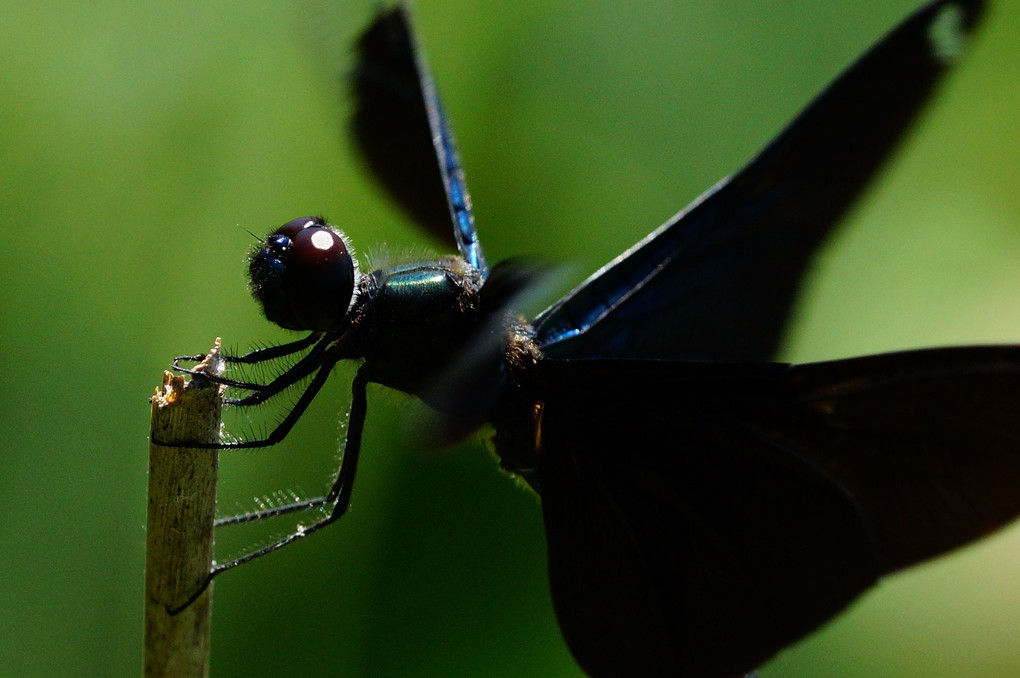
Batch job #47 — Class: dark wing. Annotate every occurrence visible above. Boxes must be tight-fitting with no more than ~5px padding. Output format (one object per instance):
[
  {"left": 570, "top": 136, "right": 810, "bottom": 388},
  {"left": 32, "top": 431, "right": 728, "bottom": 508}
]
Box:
[
  {"left": 352, "top": 5, "right": 487, "bottom": 274},
  {"left": 535, "top": 346, "right": 1020, "bottom": 677},
  {"left": 533, "top": 0, "right": 985, "bottom": 362}
]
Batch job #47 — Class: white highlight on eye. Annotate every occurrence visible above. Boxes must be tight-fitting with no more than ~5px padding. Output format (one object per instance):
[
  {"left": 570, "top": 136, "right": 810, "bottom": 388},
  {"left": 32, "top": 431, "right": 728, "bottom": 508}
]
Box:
[
  {"left": 928, "top": 4, "right": 967, "bottom": 65},
  {"left": 310, "top": 229, "right": 335, "bottom": 251}
]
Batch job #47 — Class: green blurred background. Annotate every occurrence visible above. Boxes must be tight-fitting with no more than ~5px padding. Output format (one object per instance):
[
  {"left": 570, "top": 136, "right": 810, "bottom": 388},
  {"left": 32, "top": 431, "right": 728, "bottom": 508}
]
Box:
[{"left": 2, "top": 1, "right": 1018, "bottom": 676}]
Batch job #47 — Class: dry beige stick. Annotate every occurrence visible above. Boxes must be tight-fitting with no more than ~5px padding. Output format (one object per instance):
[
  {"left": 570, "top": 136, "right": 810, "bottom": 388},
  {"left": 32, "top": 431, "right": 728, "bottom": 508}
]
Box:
[{"left": 145, "top": 340, "right": 223, "bottom": 678}]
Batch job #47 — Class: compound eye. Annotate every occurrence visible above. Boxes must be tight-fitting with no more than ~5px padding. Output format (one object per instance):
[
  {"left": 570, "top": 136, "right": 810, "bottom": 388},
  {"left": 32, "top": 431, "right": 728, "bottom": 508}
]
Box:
[
  {"left": 248, "top": 218, "right": 356, "bottom": 331},
  {"left": 284, "top": 226, "right": 356, "bottom": 331},
  {"left": 274, "top": 216, "right": 326, "bottom": 241}
]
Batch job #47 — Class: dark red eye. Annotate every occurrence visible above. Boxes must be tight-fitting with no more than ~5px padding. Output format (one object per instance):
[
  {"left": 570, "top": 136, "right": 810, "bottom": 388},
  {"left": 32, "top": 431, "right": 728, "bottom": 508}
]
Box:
[
  {"left": 248, "top": 217, "right": 356, "bottom": 331},
  {"left": 275, "top": 216, "right": 326, "bottom": 240}
]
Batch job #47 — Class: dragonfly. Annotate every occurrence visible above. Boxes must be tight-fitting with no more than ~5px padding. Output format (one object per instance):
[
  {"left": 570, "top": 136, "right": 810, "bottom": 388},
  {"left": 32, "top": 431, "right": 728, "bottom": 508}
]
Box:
[{"left": 168, "top": 0, "right": 1020, "bottom": 675}]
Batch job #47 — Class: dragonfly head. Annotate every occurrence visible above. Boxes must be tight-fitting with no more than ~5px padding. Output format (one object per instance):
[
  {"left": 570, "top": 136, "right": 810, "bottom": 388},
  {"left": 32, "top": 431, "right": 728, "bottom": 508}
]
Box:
[{"left": 247, "top": 216, "right": 358, "bottom": 331}]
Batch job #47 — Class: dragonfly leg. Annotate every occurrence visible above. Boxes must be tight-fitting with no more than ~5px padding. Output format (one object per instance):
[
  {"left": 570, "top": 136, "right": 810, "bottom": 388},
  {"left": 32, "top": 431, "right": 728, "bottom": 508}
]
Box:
[
  {"left": 152, "top": 345, "right": 341, "bottom": 449},
  {"left": 211, "top": 366, "right": 370, "bottom": 565},
  {"left": 173, "top": 332, "right": 322, "bottom": 366},
  {"left": 172, "top": 333, "right": 329, "bottom": 392},
  {"left": 167, "top": 366, "right": 371, "bottom": 615}
]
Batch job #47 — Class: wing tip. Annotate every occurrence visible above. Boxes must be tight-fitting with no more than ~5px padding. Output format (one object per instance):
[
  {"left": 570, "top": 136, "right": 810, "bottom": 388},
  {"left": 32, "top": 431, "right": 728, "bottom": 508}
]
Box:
[{"left": 926, "top": 0, "right": 987, "bottom": 65}]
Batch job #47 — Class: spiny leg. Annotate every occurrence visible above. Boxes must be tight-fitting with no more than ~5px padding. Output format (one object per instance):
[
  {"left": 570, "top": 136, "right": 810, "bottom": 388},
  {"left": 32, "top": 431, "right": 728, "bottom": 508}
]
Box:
[
  {"left": 222, "top": 338, "right": 336, "bottom": 403},
  {"left": 170, "top": 366, "right": 373, "bottom": 614},
  {"left": 154, "top": 343, "right": 343, "bottom": 450},
  {"left": 173, "top": 333, "right": 332, "bottom": 393},
  {"left": 216, "top": 366, "right": 370, "bottom": 563},
  {"left": 214, "top": 361, "right": 368, "bottom": 525},
  {"left": 174, "top": 332, "right": 322, "bottom": 366}
]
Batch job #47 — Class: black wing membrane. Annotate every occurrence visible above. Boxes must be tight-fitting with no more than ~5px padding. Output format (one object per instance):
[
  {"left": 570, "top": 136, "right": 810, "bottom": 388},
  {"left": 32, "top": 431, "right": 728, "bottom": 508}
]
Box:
[
  {"left": 536, "top": 346, "right": 1020, "bottom": 677},
  {"left": 534, "top": 0, "right": 985, "bottom": 362},
  {"left": 352, "top": 6, "right": 487, "bottom": 273}
]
